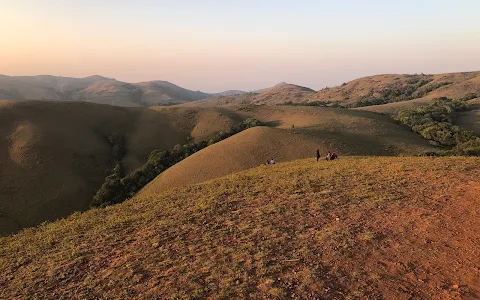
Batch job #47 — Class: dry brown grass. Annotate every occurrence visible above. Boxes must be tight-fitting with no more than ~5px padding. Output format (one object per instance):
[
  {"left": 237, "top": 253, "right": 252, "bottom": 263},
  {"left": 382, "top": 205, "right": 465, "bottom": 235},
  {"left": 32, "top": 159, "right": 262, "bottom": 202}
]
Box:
[
  {"left": 144, "top": 105, "right": 435, "bottom": 191},
  {"left": 1, "top": 157, "right": 479, "bottom": 299},
  {"left": 133, "top": 81, "right": 209, "bottom": 106},
  {"left": 73, "top": 80, "right": 143, "bottom": 107},
  {"left": 0, "top": 101, "right": 238, "bottom": 236},
  {"left": 315, "top": 72, "right": 480, "bottom": 105},
  {"left": 355, "top": 96, "right": 435, "bottom": 114},
  {"left": 181, "top": 84, "right": 316, "bottom": 107},
  {"left": 185, "top": 71, "right": 480, "bottom": 110}
]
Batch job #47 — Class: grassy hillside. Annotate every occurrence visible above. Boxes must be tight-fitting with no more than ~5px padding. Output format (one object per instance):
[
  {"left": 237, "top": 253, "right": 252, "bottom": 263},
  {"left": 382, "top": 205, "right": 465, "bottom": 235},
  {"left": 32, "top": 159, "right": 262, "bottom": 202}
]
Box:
[
  {"left": 355, "top": 97, "right": 436, "bottom": 114},
  {"left": 212, "top": 82, "right": 289, "bottom": 97},
  {"left": 1, "top": 157, "right": 479, "bottom": 298},
  {"left": 142, "top": 105, "right": 435, "bottom": 191},
  {"left": 183, "top": 84, "right": 316, "bottom": 107},
  {"left": 71, "top": 80, "right": 144, "bottom": 107},
  {"left": 122, "top": 106, "right": 241, "bottom": 172},
  {"left": 140, "top": 126, "right": 321, "bottom": 191},
  {"left": 314, "top": 72, "right": 480, "bottom": 106},
  {"left": 0, "top": 101, "right": 239, "bottom": 236},
  {"left": 0, "top": 75, "right": 106, "bottom": 100},
  {"left": 0, "top": 101, "right": 131, "bottom": 236},
  {"left": 184, "top": 71, "right": 480, "bottom": 109},
  {"left": 4, "top": 72, "right": 479, "bottom": 108},
  {"left": 133, "top": 81, "right": 210, "bottom": 106}
]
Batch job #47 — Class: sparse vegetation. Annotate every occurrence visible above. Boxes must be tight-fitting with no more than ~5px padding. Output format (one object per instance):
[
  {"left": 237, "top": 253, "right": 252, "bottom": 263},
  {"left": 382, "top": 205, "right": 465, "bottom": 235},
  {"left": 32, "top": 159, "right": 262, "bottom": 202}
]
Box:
[
  {"left": 346, "top": 76, "right": 445, "bottom": 108},
  {"left": 413, "top": 81, "right": 453, "bottom": 98},
  {"left": 2, "top": 157, "right": 479, "bottom": 298},
  {"left": 282, "top": 101, "right": 329, "bottom": 107},
  {"left": 183, "top": 72, "right": 480, "bottom": 108},
  {"left": 281, "top": 100, "right": 351, "bottom": 108},
  {"left": 352, "top": 98, "right": 390, "bottom": 107},
  {"left": 460, "top": 93, "right": 478, "bottom": 101}
]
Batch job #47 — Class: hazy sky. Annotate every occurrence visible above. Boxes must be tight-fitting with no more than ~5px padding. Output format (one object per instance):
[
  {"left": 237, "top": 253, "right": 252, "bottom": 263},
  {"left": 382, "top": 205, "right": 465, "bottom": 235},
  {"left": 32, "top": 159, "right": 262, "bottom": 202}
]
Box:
[{"left": 1, "top": 0, "right": 479, "bottom": 92}]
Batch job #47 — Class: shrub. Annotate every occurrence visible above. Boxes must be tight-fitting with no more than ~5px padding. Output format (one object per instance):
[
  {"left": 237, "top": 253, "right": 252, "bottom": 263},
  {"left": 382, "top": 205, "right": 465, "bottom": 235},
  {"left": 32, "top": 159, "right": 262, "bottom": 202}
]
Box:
[
  {"left": 455, "top": 138, "right": 480, "bottom": 156},
  {"left": 91, "top": 164, "right": 125, "bottom": 207},
  {"left": 108, "top": 133, "right": 125, "bottom": 162},
  {"left": 281, "top": 101, "right": 330, "bottom": 107},
  {"left": 461, "top": 93, "right": 478, "bottom": 101}
]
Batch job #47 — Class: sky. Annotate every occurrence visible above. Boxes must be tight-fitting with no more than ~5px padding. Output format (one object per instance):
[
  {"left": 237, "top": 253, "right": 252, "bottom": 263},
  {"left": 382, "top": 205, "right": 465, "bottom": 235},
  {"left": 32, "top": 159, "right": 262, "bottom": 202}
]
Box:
[{"left": 1, "top": 0, "right": 480, "bottom": 92}]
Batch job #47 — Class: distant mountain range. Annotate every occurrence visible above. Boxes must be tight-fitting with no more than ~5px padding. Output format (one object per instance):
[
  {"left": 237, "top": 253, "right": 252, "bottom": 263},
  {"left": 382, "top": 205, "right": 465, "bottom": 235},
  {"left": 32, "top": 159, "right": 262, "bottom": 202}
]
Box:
[
  {"left": 184, "top": 71, "right": 480, "bottom": 108},
  {"left": 2, "top": 72, "right": 479, "bottom": 108},
  {"left": 0, "top": 75, "right": 288, "bottom": 107}
]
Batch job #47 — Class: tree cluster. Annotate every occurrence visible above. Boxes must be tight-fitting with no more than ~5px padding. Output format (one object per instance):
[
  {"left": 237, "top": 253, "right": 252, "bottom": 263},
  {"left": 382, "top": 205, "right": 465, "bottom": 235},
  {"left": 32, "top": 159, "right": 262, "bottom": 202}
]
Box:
[
  {"left": 350, "top": 79, "right": 454, "bottom": 108},
  {"left": 92, "top": 118, "right": 262, "bottom": 207},
  {"left": 394, "top": 97, "right": 480, "bottom": 155}
]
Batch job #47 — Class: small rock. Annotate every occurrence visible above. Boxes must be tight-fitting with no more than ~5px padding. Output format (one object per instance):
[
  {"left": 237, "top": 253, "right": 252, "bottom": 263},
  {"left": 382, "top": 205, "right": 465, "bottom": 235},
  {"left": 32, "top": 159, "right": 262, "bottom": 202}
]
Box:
[
  {"left": 335, "top": 218, "right": 340, "bottom": 222},
  {"left": 452, "top": 284, "right": 459, "bottom": 289},
  {"left": 152, "top": 242, "right": 159, "bottom": 248}
]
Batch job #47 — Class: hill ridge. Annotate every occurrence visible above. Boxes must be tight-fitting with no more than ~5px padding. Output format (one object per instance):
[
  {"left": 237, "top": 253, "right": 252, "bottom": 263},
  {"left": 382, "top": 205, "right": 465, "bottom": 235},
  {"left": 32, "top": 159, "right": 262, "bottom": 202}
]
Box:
[
  {"left": 184, "top": 71, "right": 480, "bottom": 108},
  {"left": 2, "top": 71, "right": 480, "bottom": 107},
  {"left": 0, "top": 75, "right": 293, "bottom": 107}
]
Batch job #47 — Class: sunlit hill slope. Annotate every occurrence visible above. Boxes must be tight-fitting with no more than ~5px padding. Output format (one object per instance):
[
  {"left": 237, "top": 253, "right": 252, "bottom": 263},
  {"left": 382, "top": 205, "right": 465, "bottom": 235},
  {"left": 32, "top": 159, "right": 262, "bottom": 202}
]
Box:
[{"left": 1, "top": 157, "right": 479, "bottom": 298}]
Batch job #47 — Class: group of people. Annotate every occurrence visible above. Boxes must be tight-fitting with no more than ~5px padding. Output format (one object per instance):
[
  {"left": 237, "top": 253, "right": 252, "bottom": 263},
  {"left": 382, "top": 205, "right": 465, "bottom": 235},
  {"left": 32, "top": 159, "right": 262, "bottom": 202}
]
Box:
[
  {"left": 261, "top": 123, "right": 343, "bottom": 166},
  {"left": 266, "top": 150, "right": 337, "bottom": 166},
  {"left": 316, "top": 150, "right": 338, "bottom": 161}
]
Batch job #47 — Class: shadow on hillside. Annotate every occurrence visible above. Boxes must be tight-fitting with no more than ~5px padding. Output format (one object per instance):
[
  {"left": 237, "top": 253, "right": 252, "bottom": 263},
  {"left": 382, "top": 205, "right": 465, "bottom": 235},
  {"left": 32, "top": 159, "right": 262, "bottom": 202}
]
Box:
[
  {"left": 263, "top": 120, "right": 283, "bottom": 127},
  {"left": 333, "top": 107, "right": 392, "bottom": 118}
]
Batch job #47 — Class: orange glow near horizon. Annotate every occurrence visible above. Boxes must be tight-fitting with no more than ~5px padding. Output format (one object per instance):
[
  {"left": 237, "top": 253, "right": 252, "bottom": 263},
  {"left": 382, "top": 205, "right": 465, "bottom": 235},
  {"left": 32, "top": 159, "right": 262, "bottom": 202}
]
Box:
[{"left": 1, "top": 1, "right": 479, "bottom": 92}]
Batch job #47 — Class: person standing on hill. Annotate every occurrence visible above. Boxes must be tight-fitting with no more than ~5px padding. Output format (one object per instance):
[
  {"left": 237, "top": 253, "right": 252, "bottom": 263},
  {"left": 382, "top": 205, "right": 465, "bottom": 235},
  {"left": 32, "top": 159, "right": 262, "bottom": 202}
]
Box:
[{"left": 316, "top": 149, "right": 321, "bottom": 162}]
